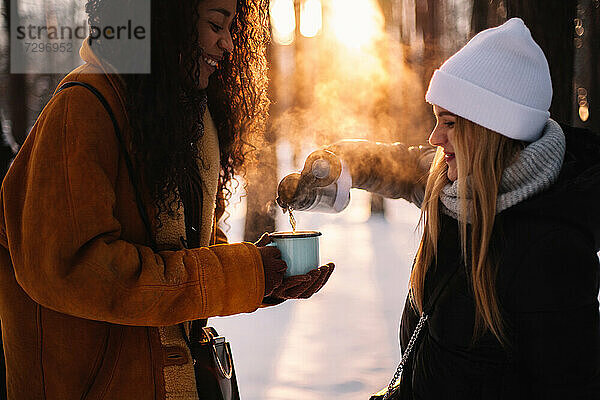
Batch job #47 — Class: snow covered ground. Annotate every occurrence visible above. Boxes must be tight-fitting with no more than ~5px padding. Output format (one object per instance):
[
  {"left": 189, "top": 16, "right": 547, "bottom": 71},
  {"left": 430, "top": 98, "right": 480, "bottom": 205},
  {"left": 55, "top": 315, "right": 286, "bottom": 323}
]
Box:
[{"left": 212, "top": 189, "right": 423, "bottom": 400}]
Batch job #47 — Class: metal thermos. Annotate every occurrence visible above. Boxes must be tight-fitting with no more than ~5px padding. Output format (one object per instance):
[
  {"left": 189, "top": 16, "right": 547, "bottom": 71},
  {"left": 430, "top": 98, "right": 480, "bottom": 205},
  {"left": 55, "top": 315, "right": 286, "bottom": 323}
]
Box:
[{"left": 277, "top": 149, "right": 351, "bottom": 213}]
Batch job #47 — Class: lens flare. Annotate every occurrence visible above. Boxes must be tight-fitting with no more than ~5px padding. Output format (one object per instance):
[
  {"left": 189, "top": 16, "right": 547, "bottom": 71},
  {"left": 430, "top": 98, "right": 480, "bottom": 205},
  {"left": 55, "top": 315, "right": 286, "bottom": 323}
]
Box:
[
  {"left": 329, "top": 0, "right": 384, "bottom": 50},
  {"left": 300, "top": 0, "right": 322, "bottom": 38},
  {"left": 270, "top": 0, "right": 296, "bottom": 45}
]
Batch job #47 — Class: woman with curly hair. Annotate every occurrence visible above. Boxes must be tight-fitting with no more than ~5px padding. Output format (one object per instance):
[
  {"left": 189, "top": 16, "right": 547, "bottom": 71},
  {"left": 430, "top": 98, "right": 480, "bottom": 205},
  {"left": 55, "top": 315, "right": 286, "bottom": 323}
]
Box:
[{"left": 0, "top": 1, "right": 333, "bottom": 399}]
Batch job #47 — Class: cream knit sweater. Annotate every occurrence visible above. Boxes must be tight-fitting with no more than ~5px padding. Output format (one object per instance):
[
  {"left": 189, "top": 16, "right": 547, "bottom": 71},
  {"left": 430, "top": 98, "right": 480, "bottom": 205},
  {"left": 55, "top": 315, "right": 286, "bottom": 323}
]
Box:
[{"left": 155, "top": 108, "right": 221, "bottom": 399}]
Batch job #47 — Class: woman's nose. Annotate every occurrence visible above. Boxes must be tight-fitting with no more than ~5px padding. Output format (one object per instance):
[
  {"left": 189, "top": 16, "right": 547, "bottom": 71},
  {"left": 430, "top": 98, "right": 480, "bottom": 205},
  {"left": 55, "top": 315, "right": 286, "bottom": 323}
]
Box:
[
  {"left": 428, "top": 124, "right": 446, "bottom": 147},
  {"left": 219, "top": 31, "right": 234, "bottom": 54}
]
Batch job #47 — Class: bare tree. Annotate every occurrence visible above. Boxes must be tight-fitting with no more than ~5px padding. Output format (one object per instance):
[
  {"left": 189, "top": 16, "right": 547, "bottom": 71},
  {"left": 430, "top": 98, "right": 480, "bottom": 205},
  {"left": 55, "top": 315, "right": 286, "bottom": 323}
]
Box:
[
  {"left": 416, "top": 0, "right": 442, "bottom": 96},
  {"left": 505, "top": 0, "right": 577, "bottom": 125},
  {"left": 590, "top": 0, "right": 600, "bottom": 133},
  {"left": 470, "top": 0, "right": 488, "bottom": 35},
  {"left": 574, "top": 0, "right": 600, "bottom": 133},
  {"left": 470, "top": 0, "right": 506, "bottom": 38},
  {"left": 243, "top": 42, "right": 278, "bottom": 242},
  {"left": 243, "top": 130, "right": 278, "bottom": 241}
]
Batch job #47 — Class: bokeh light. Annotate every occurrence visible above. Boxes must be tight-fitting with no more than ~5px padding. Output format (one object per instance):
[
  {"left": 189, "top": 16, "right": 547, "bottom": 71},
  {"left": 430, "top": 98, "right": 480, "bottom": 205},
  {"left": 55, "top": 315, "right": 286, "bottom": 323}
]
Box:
[
  {"left": 300, "top": 0, "right": 322, "bottom": 38},
  {"left": 270, "top": 0, "right": 296, "bottom": 45}
]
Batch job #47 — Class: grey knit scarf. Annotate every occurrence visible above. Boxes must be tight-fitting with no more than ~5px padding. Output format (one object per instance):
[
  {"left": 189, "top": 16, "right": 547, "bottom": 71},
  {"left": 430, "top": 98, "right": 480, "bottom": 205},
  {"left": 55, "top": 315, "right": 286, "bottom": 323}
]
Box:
[{"left": 439, "top": 119, "right": 566, "bottom": 223}]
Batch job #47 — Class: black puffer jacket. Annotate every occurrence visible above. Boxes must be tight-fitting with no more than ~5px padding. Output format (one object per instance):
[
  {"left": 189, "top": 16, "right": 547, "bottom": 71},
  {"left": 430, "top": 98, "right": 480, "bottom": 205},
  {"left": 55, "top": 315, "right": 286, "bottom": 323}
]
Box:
[{"left": 398, "top": 124, "right": 600, "bottom": 399}]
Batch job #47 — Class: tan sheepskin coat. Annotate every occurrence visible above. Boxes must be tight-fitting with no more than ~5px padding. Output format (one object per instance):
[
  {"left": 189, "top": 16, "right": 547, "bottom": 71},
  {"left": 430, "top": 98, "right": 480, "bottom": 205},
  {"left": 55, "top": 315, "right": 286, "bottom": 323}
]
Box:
[{"left": 0, "top": 40, "right": 265, "bottom": 399}]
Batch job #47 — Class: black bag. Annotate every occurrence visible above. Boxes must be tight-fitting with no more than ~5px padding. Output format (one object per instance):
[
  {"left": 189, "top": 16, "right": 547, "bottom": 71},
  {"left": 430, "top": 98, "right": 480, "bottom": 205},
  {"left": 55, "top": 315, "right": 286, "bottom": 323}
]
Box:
[
  {"left": 183, "top": 322, "right": 240, "bottom": 400},
  {"left": 55, "top": 81, "right": 240, "bottom": 400}
]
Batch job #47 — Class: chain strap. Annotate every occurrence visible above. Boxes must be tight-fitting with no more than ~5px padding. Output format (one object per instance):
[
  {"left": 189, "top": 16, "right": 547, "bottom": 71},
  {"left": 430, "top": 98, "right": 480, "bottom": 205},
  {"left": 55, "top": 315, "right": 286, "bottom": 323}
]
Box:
[{"left": 383, "top": 313, "right": 429, "bottom": 400}]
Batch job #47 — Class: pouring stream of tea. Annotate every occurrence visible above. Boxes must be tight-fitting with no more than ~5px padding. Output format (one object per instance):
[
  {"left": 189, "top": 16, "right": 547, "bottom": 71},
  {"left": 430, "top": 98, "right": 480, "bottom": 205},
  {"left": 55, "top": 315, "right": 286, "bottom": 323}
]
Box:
[{"left": 288, "top": 207, "right": 297, "bottom": 234}]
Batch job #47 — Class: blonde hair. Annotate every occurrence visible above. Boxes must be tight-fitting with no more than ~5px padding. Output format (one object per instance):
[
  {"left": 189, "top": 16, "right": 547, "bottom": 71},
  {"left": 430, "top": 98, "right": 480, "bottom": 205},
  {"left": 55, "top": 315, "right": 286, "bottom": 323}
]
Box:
[{"left": 410, "top": 116, "right": 525, "bottom": 345}]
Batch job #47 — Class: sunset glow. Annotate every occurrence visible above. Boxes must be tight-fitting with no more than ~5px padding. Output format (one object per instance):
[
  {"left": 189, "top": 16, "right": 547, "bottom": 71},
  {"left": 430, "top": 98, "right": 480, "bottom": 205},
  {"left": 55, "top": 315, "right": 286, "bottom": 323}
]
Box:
[{"left": 329, "top": 0, "right": 384, "bottom": 50}]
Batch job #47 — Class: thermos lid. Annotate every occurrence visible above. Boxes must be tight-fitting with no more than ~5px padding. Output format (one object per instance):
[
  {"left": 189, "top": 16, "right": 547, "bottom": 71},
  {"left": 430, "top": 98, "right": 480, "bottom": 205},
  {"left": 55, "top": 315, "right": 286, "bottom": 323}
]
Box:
[
  {"left": 301, "top": 149, "right": 341, "bottom": 188},
  {"left": 276, "top": 173, "right": 301, "bottom": 209},
  {"left": 269, "top": 231, "right": 322, "bottom": 239}
]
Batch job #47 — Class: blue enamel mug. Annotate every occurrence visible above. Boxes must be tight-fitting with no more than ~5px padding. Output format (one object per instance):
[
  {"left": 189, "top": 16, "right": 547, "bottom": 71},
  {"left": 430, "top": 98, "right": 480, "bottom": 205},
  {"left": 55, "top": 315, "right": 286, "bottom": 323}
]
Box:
[{"left": 267, "top": 231, "right": 322, "bottom": 277}]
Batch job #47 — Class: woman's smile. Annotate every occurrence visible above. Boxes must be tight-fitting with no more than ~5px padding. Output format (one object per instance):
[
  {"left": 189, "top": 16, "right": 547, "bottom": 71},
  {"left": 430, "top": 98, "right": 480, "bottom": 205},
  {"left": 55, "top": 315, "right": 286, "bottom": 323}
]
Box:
[
  {"left": 202, "top": 53, "right": 219, "bottom": 68},
  {"left": 430, "top": 105, "right": 458, "bottom": 181},
  {"left": 195, "top": 0, "right": 236, "bottom": 88}
]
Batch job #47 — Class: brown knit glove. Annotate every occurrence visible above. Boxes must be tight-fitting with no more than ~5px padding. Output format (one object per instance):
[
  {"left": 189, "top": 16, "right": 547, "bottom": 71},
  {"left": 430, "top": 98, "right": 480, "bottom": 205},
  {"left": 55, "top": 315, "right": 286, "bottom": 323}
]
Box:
[
  {"left": 271, "top": 263, "right": 335, "bottom": 300},
  {"left": 257, "top": 246, "right": 287, "bottom": 297}
]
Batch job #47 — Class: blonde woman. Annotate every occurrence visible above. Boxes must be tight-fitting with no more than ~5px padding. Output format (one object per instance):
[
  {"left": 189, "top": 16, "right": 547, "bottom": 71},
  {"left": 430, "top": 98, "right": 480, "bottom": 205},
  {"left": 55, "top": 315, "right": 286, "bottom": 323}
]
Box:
[{"left": 288, "top": 18, "right": 600, "bottom": 399}]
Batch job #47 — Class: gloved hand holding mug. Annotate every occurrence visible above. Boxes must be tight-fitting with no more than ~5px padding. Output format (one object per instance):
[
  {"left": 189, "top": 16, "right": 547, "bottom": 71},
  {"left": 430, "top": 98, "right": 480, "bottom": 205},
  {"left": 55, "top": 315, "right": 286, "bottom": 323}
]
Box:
[{"left": 255, "top": 233, "right": 335, "bottom": 301}]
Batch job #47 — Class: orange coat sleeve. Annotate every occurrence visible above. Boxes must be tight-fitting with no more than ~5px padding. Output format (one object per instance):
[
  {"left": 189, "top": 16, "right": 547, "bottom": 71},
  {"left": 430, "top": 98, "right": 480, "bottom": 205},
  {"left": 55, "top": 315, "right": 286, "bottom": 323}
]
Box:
[{"left": 0, "top": 86, "right": 265, "bottom": 326}]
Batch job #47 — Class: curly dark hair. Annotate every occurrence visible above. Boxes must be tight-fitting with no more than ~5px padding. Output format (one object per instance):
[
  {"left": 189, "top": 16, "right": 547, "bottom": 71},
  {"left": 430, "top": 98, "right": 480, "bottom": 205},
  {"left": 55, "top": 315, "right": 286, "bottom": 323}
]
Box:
[{"left": 85, "top": 0, "right": 270, "bottom": 232}]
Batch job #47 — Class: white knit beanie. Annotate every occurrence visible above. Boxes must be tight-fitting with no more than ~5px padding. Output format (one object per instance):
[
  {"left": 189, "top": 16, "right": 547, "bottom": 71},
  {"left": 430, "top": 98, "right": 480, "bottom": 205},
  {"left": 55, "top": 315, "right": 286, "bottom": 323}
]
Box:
[{"left": 425, "top": 18, "right": 552, "bottom": 142}]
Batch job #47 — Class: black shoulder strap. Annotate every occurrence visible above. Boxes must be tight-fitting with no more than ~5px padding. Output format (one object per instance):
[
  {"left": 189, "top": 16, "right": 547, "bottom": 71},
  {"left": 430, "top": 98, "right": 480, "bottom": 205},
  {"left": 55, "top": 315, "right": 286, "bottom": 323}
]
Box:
[
  {"left": 56, "top": 81, "right": 208, "bottom": 337},
  {"left": 55, "top": 81, "right": 157, "bottom": 250}
]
